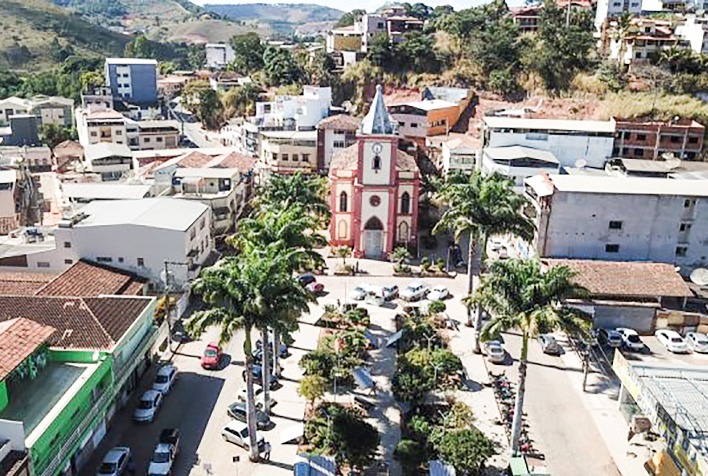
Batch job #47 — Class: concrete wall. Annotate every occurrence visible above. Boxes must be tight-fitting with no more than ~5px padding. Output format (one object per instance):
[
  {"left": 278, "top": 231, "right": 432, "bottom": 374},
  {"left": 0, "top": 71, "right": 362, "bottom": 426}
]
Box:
[{"left": 593, "top": 305, "right": 657, "bottom": 334}]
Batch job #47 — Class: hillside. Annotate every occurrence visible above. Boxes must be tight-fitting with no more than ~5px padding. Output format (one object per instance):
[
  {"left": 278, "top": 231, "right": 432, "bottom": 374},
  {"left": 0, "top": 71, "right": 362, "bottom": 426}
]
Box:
[
  {"left": 203, "top": 3, "right": 343, "bottom": 35},
  {"left": 0, "top": 0, "right": 130, "bottom": 70}
]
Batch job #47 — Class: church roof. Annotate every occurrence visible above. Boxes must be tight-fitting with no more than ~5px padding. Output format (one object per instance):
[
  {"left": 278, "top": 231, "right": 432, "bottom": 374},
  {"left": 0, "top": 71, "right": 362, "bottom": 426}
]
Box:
[
  {"left": 361, "top": 85, "right": 397, "bottom": 136},
  {"left": 329, "top": 144, "right": 418, "bottom": 174}
]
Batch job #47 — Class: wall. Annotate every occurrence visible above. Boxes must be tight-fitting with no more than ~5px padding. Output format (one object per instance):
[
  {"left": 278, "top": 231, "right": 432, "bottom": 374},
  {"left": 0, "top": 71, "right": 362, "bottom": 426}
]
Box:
[
  {"left": 393, "top": 113, "right": 428, "bottom": 139},
  {"left": 481, "top": 154, "right": 560, "bottom": 192},
  {"left": 0, "top": 381, "right": 8, "bottom": 413},
  {"left": 593, "top": 305, "right": 657, "bottom": 333},
  {"left": 0, "top": 420, "right": 25, "bottom": 451},
  {"left": 360, "top": 137, "right": 394, "bottom": 185}
]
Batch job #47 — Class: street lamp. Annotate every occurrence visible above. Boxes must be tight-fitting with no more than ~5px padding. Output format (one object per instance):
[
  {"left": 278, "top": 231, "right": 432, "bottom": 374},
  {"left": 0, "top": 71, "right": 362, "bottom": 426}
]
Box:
[{"left": 161, "top": 260, "right": 189, "bottom": 351}]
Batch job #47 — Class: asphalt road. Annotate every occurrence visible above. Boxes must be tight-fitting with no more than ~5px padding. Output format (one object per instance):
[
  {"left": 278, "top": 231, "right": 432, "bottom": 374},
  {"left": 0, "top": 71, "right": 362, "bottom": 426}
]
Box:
[{"left": 500, "top": 332, "right": 621, "bottom": 476}]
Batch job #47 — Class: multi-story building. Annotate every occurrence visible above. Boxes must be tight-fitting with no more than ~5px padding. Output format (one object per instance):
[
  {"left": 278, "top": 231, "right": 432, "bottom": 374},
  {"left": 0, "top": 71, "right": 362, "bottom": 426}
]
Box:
[
  {"left": 595, "top": 0, "right": 643, "bottom": 29},
  {"left": 0, "top": 96, "right": 73, "bottom": 128},
  {"left": 82, "top": 143, "right": 134, "bottom": 181},
  {"left": 524, "top": 173, "right": 708, "bottom": 272},
  {"left": 329, "top": 85, "right": 421, "bottom": 258},
  {"left": 510, "top": 4, "right": 543, "bottom": 33},
  {"left": 259, "top": 130, "right": 318, "bottom": 175},
  {"left": 0, "top": 146, "right": 52, "bottom": 173},
  {"left": 81, "top": 86, "right": 115, "bottom": 111},
  {"left": 255, "top": 86, "right": 332, "bottom": 131},
  {"left": 104, "top": 58, "right": 159, "bottom": 107},
  {"left": 482, "top": 146, "right": 561, "bottom": 192},
  {"left": 389, "top": 100, "right": 462, "bottom": 147},
  {"left": 134, "top": 120, "right": 181, "bottom": 150},
  {"left": 0, "top": 116, "right": 41, "bottom": 147},
  {"left": 609, "top": 18, "right": 682, "bottom": 66},
  {"left": 482, "top": 116, "right": 616, "bottom": 169},
  {"left": 676, "top": 14, "right": 708, "bottom": 54},
  {"left": 613, "top": 117, "right": 705, "bottom": 160},
  {"left": 0, "top": 169, "right": 18, "bottom": 235},
  {"left": 76, "top": 109, "right": 127, "bottom": 148},
  {"left": 439, "top": 135, "right": 479, "bottom": 176},
  {"left": 205, "top": 43, "right": 236, "bottom": 69},
  {"left": 316, "top": 114, "right": 359, "bottom": 172}
]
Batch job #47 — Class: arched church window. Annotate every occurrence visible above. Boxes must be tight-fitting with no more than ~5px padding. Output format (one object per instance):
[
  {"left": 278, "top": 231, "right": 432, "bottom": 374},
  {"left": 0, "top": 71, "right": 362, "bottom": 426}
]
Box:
[
  {"left": 339, "top": 191, "right": 348, "bottom": 212},
  {"left": 401, "top": 192, "right": 411, "bottom": 214}
]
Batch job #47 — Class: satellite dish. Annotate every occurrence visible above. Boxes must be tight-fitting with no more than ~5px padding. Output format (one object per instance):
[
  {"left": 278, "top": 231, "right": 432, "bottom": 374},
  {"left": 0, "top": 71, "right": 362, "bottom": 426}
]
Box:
[
  {"left": 574, "top": 159, "right": 587, "bottom": 169},
  {"left": 690, "top": 268, "right": 708, "bottom": 286}
]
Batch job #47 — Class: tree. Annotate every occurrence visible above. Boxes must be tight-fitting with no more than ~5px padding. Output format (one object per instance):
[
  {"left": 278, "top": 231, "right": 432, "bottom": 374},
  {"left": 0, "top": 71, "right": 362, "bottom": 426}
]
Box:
[
  {"left": 434, "top": 428, "right": 495, "bottom": 474},
  {"left": 395, "top": 439, "right": 427, "bottom": 473},
  {"left": 405, "top": 2, "right": 433, "bottom": 20},
  {"left": 298, "top": 375, "right": 328, "bottom": 409},
  {"left": 187, "top": 44, "right": 206, "bottom": 70},
  {"left": 335, "top": 9, "right": 366, "bottom": 28},
  {"left": 433, "top": 171, "right": 535, "bottom": 352},
  {"left": 229, "top": 33, "right": 265, "bottom": 73},
  {"left": 304, "top": 50, "right": 338, "bottom": 87},
  {"left": 182, "top": 80, "right": 224, "bottom": 130},
  {"left": 125, "top": 35, "right": 153, "bottom": 59},
  {"left": 468, "top": 259, "right": 591, "bottom": 456},
  {"left": 263, "top": 46, "right": 302, "bottom": 87},
  {"left": 80, "top": 71, "right": 104, "bottom": 92},
  {"left": 222, "top": 83, "right": 261, "bottom": 118},
  {"left": 328, "top": 406, "right": 380, "bottom": 469},
  {"left": 611, "top": 12, "right": 633, "bottom": 72},
  {"left": 396, "top": 31, "right": 440, "bottom": 73},
  {"left": 335, "top": 246, "right": 353, "bottom": 266},
  {"left": 367, "top": 33, "right": 393, "bottom": 68},
  {"left": 40, "top": 124, "right": 74, "bottom": 149},
  {"left": 256, "top": 172, "right": 330, "bottom": 223}
]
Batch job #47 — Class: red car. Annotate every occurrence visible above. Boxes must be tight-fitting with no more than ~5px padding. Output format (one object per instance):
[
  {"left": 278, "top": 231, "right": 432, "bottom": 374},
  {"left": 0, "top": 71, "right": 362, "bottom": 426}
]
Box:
[
  {"left": 201, "top": 342, "right": 222, "bottom": 370},
  {"left": 306, "top": 282, "right": 325, "bottom": 296}
]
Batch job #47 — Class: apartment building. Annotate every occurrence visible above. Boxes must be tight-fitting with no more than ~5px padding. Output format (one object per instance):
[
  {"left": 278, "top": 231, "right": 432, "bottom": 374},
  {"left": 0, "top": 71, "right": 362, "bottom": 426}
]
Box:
[
  {"left": 255, "top": 86, "right": 332, "bottom": 131},
  {"left": 676, "top": 14, "right": 708, "bottom": 54},
  {"left": 596, "top": 0, "right": 643, "bottom": 29},
  {"left": 613, "top": 118, "right": 705, "bottom": 160},
  {"left": 134, "top": 120, "right": 181, "bottom": 150},
  {"left": 482, "top": 116, "right": 616, "bottom": 169},
  {"left": 525, "top": 174, "right": 708, "bottom": 272},
  {"left": 510, "top": 4, "right": 543, "bottom": 33},
  {"left": 259, "top": 130, "right": 318, "bottom": 175},
  {"left": 104, "top": 58, "right": 159, "bottom": 107},
  {"left": 609, "top": 18, "right": 682, "bottom": 66},
  {"left": 205, "top": 43, "right": 236, "bottom": 69},
  {"left": 389, "top": 100, "right": 461, "bottom": 147},
  {"left": 0, "top": 170, "right": 18, "bottom": 235},
  {"left": 0, "top": 96, "right": 73, "bottom": 128},
  {"left": 316, "top": 114, "right": 359, "bottom": 172},
  {"left": 439, "top": 135, "right": 479, "bottom": 176},
  {"left": 76, "top": 109, "right": 127, "bottom": 148}
]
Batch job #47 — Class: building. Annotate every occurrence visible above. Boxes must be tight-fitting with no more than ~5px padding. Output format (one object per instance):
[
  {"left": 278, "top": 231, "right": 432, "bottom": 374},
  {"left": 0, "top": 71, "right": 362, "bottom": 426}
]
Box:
[
  {"left": 0, "top": 116, "right": 41, "bottom": 147},
  {"left": 482, "top": 146, "right": 560, "bottom": 191},
  {"left": 595, "top": 0, "right": 643, "bottom": 29},
  {"left": 439, "top": 135, "right": 479, "bottom": 176},
  {"left": 61, "top": 182, "right": 153, "bottom": 203},
  {"left": 606, "top": 157, "right": 708, "bottom": 178},
  {"left": 609, "top": 18, "right": 682, "bottom": 66},
  {"left": 76, "top": 109, "right": 127, "bottom": 148},
  {"left": 542, "top": 258, "right": 693, "bottom": 332},
  {"left": 255, "top": 86, "right": 332, "bottom": 131},
  {"left": 104, "top": 58, "right": 159, "bottom": 107},
  {"left": 0, "top": 170, "right": 18, "bottom": 235},
  {"left": 259, "top": 130, "right": 318, "bottom": 175},
  {"left": 0, "top": 146, "right": 52, "bottom": 173},
  {"left": 209, "top": 72, "right": 253, "bottom": 92},
  {"left": 389, "top": 100, "right": 461, "bottom": 147},
  {"left": 316, "top": 114, "right": 360, "bottom": 172},
  {"left": 52, "top": 141, "right": 84, "bottom": 173},
  {"left": 613, "top": 118, "right": 704, "bottom": 161},
  {"left": 483, "top": 116, "right": 616, "bottom": 169},
  {"left": 134, "top": 120, "right": 181, "bottom": 150},
  {"left": 83, "top": 143, "right": 133, "bottom": 181},
  {"left": 510, "top": 4, "right": 543, "bottom": 33},
  {"left": 676, "top": 14, "right": 708, "bottom": 54},
  {"left": 525, "top": 174, "right": 708, "bottom": 272},
  {"left": 205, "top": 42, "right": 236, "bottom": 69},
  {"left": 329, "top": 85, "right": 421, "bottom": 259},
  {"left": 81, "top": 86, "right": 115, "bottom": 111},
  {"left": 0, "top": 96, "right": 73, "bottom": 128}
]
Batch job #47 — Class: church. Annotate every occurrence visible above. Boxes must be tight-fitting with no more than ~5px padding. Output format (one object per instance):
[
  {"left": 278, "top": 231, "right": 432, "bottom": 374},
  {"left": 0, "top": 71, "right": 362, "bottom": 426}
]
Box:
[{"left": 329, "top": 85, "right": 421, "bottom": 259}]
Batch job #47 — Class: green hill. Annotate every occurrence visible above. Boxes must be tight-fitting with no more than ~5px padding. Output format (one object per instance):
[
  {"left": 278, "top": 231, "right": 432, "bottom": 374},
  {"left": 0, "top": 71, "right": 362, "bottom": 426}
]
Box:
[
  {"left": 0, "top": 0, "right": 130, "bottom": 70},
  {"left": 203, "top": 3, "right": 343, "bottom": 35}
]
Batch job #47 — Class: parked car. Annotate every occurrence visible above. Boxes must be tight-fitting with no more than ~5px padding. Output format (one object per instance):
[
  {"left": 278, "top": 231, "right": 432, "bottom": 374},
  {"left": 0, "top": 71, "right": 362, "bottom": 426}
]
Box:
[
  {"left": 306, "top": 281, "right": 325, "bottom": 295},
  {"left": 201, "top": 342, "right": 222, "bottom": 370},
  {"left": 538, "top": 334, "right": 562, "bottom": 355},
  {"left": 400, "top": 282, "right": 429, "bottom": 301},
  {"left": 382, "top": 284, "right": 399, "bottom": 301},
  {"left": 133, "top": 390, "right": 163, "bottom": 423},
  {"left": 152, "top": 365, "right": 177, "bottom": 394},
  {"left": 616, "top": 328, "right": 644, "bottom": 352},
  {"left": 243, "top": 365, "right": 279, "bottom": 389},
  {"left": 484, "top": 340, "right": 506, "bottom": 364},
  {"left": 227, "top": 402, "right": 271, "bottom": 429},
  {"left": 297, "top": 273, "right": 317, "bottom": 286},
  {"left": 159, "top": 428, "right": 180, "bottom": 450},
  {"left": 97, "top": 447, "right": 132, "bottom": 476},
  {"left": 221, "top": 420, "right": 265, "bottom": 451},
  {"left": 597, "top": 328, "right": 623, "bottom": 348},
  {"left": 170, "top": 320, "right": 190, "bottom": 343},
  {"left": 655, "top": 329, "right": 690, "bottom": 354},
  {"left": 351, "top": 283, "right": 371, "bottom": 301},
  {"left": 255, "top": 340, "right": 289, "bottom": 358},
  {"left": 686, "top": 332, "right": 708, "bottom": 353},
  {"left": 147, "top": 443, "right": 176, "bottom": 476},
  {"left": 427, "top": 285, "right": 449, "bottom": 301}
]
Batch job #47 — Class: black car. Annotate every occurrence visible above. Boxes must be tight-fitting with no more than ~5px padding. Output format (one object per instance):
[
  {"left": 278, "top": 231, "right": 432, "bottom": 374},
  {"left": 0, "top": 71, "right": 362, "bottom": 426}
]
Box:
[
  {"left": 227, "top": 402, "right": 271, "bottom": 429},
  {"left": 242, "top": 365, "right": 279, "bottom": 389},
  {"left": 254, "top": 341, "right": 289, "bottom": 360},
  {"left": 297, "top": 273, "right": 316, "bottom": 286}
]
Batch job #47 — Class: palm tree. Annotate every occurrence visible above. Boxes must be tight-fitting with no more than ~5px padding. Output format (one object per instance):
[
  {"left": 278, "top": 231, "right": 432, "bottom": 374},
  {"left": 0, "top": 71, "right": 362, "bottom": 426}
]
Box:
[
  {"left": 466, "top": 259, "right": 591, "bottom": 456},
  {"left": 334, "top": 245, "right": 353, "bottom": 266},
  {"left": 611, "top": 12, "right": 633, "bottom": 71},
  {"left": 433, "top": 171, "right": 535, "bottom": 352},
  {"left": 256, "top": 172, "right": 330, "bottom": 223}
]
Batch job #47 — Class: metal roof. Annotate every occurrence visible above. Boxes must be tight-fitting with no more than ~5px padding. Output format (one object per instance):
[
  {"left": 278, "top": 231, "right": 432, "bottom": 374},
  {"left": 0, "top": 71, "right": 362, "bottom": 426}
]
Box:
[
  {"left": 84, "top": 143, "right": 132, "bottom": 162},
  {"left": 484, "top": 116, "right": 616, "bottom": 133},
  {"left": 62, "top": 183, "right": 152, "bottom": 201},
  {"left": 394, "top": 99, "right": 458, "bottom": 112},
  {"left": 75, "top": 198, "right": 209, "bottom": 231},
  {"left": 532, "top": 174, "right": 708, "bottom": 197},
  {"left": 484, "top": 146, "right": 559, "bottom": 164}
]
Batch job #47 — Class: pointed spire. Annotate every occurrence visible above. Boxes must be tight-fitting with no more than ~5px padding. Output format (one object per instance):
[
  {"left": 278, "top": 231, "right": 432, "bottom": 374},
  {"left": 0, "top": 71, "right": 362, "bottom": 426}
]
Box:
[{"left": 361, "top": 84, "right": 397, "bottom": 136}]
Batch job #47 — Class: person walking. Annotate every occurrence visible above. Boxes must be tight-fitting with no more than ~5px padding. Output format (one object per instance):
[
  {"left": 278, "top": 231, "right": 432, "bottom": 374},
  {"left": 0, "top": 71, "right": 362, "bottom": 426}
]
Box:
[{"left": 263, "top": 441, "right": 272, "bottom": 461}]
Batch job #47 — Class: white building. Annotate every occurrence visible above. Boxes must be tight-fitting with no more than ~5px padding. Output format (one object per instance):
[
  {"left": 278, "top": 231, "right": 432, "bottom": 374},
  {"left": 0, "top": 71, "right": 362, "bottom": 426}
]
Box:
[
  {"left": 440, "top": 135, "right": 479, "bottom": 176},
  {"left": 0, "top": 169, "right": 17, "bottom": 235},
  {"left": 482, "top": 146, "right": 560, "bottom": 192},
  {"left": 595, "top": 0, "right": 642, "bottom": 29},
  {"left": 316, "top": 114, "right": 360, "bottom": 172},
  {"left": 254, "top": 86, "right": 332, "bottom": 131},
  {"left": 76, "top": 109, "right": 127, "bottom": 148},
  {"left": 205, "top": 43, "right": 235, "bottom": 69},
  {"left": 259, "top": 130, "right": 318, "bottom": 175},
  {"left": 483, "top": 116, "right": 616, "bottom": 169},
  {"left": 675, "top": 14, "right": 708, "bottom": 54},
  {"left": 83, "top": 143, "right": 134, "bottom": 181},
  {"left": 0, "top": 96, "right": 74, "bottom": 128},
  {"left": 525, "top": 174, "right": 708, "bottom": 272}
]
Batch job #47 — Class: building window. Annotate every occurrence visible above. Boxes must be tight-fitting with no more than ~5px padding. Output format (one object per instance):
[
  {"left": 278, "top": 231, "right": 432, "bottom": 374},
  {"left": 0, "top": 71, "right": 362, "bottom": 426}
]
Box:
[
  {"left": 64, "top": 241, "right": 71, "bottom": 248},
  {"left": 157, "top": 137, "right": 163, "bottom": 142},
  {"left": 272, "top": 153, "right": 278, "bottom": 161},
  {"left": 118, "top": 257, "right": 124, "bottom": 263},
  {"left": 339, "top": 191, "right": 348, "bottom": 212},
  {"left": 670, "top": 136, "right": 681, "bottom": 143},
  {"left": 145, "top": 138, "right": 151, "bottom": 143},
  {"left": 605, "top": 244, "right": 620, "bottom": 253},
  {"left": 684, "top": 199, "right": 694, "bottom": 208},
  {"left": 37, "top": 261, "right": 50, "bottom": 268},
  {"left": 634, "top": 148, "right": 644, "bottom": 157},
  {"left": 410, "top": 123, "right": 418, "bottom": 128},
  {"left": 679, "top": 223, "right": 692, "bottom": 232},
  {"left": 64, "top": 259, "right": 73, "bottom": 265},
  {"left": 373, "top": 155, "right": 381, "bottom": 171},
  {"left": 96, "top": 257, "right": 112, "bottom": 263},
  {"left": 401, "top": 192, "right": 411, "bottom": 214},
  {"left": 338, "top": 220, "right": 348, "bottom": 239},
  {"left": 90, "top": 131, "right": 97, "bottom": 137},
  {"left": 282, "top": 154, "right": 289, "bottom": 161},
  {"left": 676, "top": 246, "right": 688, "bottom": 257},
  {"left": 333, "top": 140, "right": 345, "bottom": 148},
  {"left": 608, "top": 221, "right": 622, "bottom": 230},
  {"left": 190, "top": 229, "right": 196, "bottom": 240},
  {"left": 292, "top": 154, "right": 299, "bottom": 162},
  {"left": 302, "top": 154, "right": 310, "bottom": 162},
  {"left": 688, "top": 136, "right": 699, "bottom": 144},
  {"left": 200, "top": 218, "right": 205, "bottom": 230},
  {"left": 636, "top": 134, "right": 646, "bottom": 141},
  {"left": 137, "top": 257, "right": 145, "bottom": 267}
]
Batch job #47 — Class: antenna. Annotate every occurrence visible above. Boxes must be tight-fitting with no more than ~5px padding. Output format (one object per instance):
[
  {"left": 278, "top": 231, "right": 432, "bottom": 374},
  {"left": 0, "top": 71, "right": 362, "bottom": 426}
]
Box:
[
  {"left": 690, "top": 268, "right": 708, "bottom": 286},
  {"left": 574, "top": 159, "right": 587, "bottom": 169}
]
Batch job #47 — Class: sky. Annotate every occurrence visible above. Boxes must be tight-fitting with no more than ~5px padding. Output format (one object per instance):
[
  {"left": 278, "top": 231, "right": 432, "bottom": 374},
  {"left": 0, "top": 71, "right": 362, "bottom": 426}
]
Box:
[{"left": 190, "top": 0, "right": 480, "bottom": 12}]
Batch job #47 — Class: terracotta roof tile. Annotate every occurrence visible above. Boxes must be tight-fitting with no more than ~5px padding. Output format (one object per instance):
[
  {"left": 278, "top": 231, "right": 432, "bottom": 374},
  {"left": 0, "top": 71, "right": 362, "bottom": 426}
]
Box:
[
  {"left": 318, "top": 114, "right": 360, "bottom": 131},
  {"left": 36, "top": 260, "right": 147, "bottom": 297},
  {"left": 329, "top": 144, "right": 418, "bottom": 174},
  {"left": 542, "top": 259, "right": 693, "bottom": 298},
  {"left": 208, "top": 152, "right": 257, "bottom": 173},
  {"left": 0, "top": 318, "right": 55, "bottom": 380},
  {"left": 0, "top": 272, "right": 56, "bottom": 296}
]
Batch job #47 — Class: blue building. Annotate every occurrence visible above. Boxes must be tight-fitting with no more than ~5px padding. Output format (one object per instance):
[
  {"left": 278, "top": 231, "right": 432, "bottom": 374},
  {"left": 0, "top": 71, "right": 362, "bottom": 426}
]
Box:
[{"left": 104, "top": 58, "right": 159, "bottom": 107}]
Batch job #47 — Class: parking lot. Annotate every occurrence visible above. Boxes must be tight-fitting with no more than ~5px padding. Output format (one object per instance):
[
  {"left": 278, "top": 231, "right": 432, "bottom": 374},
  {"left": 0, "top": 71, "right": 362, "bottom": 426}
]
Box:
[{"left": 593, "top": 333, "right": 708, "bottom": 368}]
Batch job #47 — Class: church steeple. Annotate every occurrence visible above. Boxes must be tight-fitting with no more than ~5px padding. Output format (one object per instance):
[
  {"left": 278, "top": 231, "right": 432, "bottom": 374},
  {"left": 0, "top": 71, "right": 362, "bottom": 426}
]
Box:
[{"left": 360, "top": 85, "right": 397, "bottom": 136}]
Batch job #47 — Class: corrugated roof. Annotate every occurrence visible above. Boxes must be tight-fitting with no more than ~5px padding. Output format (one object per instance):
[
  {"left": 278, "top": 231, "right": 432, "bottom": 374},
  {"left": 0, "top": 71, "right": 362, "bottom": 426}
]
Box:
[
  {"left": 484, "top": 146, "right": 559, "bottom": 164},
  {"left": 542, "top": 259, "right": 693, "bottom": 298},
  {"left": 540, "top": 174, "right": 708, "bottom": 197},
  {"left": 84, "top": 142, "right": 132, "bottom": 162},
  {"left": 484, "top": 116, "right": 616, "bottom": 133},
  {"left": 75, "top": 198, "right": 209, "bottom": 231},
  {"left": 0, "top": 318, "right": 55, "bottom": 380},
  {"left": 62, "top": 183, "right": 152, "bottom": 200},
  {"left": 392, "top": 99, "right": 458, "bottom": 112}
]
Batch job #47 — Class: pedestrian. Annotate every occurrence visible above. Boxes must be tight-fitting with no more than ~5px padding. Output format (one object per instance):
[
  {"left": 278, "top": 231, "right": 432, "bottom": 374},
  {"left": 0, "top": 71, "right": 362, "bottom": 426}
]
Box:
[
  {"left": 263, "top": 441, "right": 272, "bottom": 461},
  {"left": 368, "top": 381, "right": 378, "bottom": 395},
  {"left": 336, "top": 298, "right": 341, "bottom": 309}
]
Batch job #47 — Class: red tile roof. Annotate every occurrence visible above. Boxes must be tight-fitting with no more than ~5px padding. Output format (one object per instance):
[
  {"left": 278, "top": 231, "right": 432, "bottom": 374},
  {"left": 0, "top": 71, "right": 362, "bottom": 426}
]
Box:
[
  {"left": 0, "top": 295, "right": 153, "bottom": 350},
  {"left": 0, "top": 272, "right": 56, "bottom": 296},
  {"left": 542, "top": 259, "right": 693, "bottom": 298},
  {"left": 36, "top": 260, "right": 147, "bottom": 297},
  {"left": 208, "top": 151, "right": 257, "bottom": 173},
  {"left": 0, "top": 317, "right": 55, "bottom": 380},
  {"left": 330, "top": 144, "right": 418, "bottom": 174},
  {"left": 318, "top": 114, "right": 360, "bottom": 131}
]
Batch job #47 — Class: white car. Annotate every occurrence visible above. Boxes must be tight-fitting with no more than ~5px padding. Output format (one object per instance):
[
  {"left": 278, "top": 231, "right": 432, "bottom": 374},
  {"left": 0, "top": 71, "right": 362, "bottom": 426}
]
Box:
[
  {"left": 221, "top": 420, "right": 265, "bottom": 451},
  {"left": 484, "top": 340, "right": 506, "bottom": 364},
  {"left": 400, "top": 281, "right": 429, "bottom": 301},
  {"left": 147, "top": 443, "right": 176, "bottom": 476},
  {"left": 616, "top": 328, "right": 644, "bottom": 352},
  {"left": 97, "top": 447, "right": 132, "bottom": 476},
  {"left": 686, "top": 332, "right": 708, "bottom": 353},
  {"left": 152, "top": 364, "right": 178, "bottom": 394},
  {"left": 133, "top": 390, "right": 163, "bottom": 423},
  {"left": 382, "top": 284, "right": 399, "bottom": 300},
  {"left": 350, "top": 283, "right": 371, "bottom": 301},
  {"left": 427, "top": 285, "right": 449, "bottom": 301},
  {"left": 655, "top": 329, "right": 690, "bottom": 354}
]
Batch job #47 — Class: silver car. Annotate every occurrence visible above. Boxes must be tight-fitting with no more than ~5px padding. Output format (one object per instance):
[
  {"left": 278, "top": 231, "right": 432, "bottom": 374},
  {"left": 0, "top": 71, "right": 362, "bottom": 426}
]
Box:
[
  {"left": 538, "top": 334, "right": 562, "bottom": 355},
  {"left": 133, "top": 390, "right": 163, "bottom": 423},
  {"left": 485, "top": 340, "right": 506, "bottom": 364},
  {"left": 97, "top": 447, "right": 132, "bottom": 476},
  {"left": 350, "top": 283, "right": 371, "bottom": 301},
  {"left": 686, "top": 332, "right": 708, "bottom": 353}
]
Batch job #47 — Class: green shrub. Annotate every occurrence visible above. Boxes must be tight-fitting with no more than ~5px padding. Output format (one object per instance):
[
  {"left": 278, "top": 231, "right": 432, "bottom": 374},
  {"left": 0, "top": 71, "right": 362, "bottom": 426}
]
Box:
[
  {"left": 394, "top": 439, "right": 427, "bottom": 473},
  {"left": 428, "top": 300, "right": 447, "bottom": 315}
]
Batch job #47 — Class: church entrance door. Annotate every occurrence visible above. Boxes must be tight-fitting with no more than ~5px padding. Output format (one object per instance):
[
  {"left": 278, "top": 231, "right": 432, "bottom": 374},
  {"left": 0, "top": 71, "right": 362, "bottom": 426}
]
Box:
[{"left": 363, "top": 217, "right": 384, "bottom": 258}]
